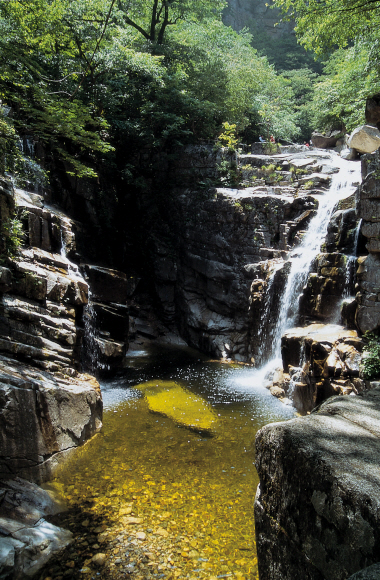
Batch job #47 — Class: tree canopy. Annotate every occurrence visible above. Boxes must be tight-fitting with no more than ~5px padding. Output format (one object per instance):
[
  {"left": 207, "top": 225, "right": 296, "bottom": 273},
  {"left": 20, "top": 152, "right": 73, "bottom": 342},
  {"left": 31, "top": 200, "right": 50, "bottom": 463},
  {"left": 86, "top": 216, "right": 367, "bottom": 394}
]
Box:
[
  {"left": 272, "top": 0, "right": 380, "bottom": 134},
  {"left": 0, "top": 0, "right": 304, "bottom": 180},
  {"left": 273, "top": 0, "right": 380, "bottom": 55}
]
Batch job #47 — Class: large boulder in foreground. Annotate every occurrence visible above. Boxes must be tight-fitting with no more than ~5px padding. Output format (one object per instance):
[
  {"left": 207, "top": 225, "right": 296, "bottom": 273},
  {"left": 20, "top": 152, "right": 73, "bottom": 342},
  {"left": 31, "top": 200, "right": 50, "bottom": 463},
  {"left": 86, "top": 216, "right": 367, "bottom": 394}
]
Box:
[
  {"left": 0, "top": 355, "right": 102, "bottom": 483},
  {"left": 255, "top": 387, "right": 380, "bottom": 580},
  {"left": 348, "top": 125, "right": 380, "bottom": 154}
]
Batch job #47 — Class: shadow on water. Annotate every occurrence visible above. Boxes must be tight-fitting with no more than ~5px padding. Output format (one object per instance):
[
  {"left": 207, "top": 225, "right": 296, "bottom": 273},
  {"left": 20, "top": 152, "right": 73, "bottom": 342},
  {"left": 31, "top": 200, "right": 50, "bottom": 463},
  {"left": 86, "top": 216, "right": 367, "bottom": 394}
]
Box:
[{"left": 42, "top": 344, "right": 295, "bottom": 580}]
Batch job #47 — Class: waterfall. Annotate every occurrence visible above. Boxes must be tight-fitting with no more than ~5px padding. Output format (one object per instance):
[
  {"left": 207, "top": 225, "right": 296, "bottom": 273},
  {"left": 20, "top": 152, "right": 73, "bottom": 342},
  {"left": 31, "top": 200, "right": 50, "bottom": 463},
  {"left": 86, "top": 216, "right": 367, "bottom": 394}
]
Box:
[
  {"left": 255, "top": 262, "right": 285, "bottom": 365},
  {"left": 342, "top": 255, "right": 357, "bottom": 300},
  {"left": 263, "top": 154, "right": 361, "bottom": 366},
  {"left": 82, "top": 290, "right": 100, "bottom": 374},
  {"left": 60, "top": 227, "right": 82, "bottom": 279},
  {"left": 334, "top": 218, "right": 362, "bottom": 323},
  {"left": 353, "top": 218, "right": 362, "bottom": 256},
  {"left": 59, "top": 221, "right": 99, "bottom": 373}
]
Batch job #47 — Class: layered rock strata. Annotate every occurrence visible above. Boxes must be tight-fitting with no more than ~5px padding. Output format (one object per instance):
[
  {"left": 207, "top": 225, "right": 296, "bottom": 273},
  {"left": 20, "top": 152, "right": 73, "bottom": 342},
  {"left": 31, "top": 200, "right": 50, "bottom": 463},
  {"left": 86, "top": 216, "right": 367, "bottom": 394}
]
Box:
[
  {"left": 279, "top": 324, "right": 365, "bottom": 414},
  {"left": 255, "top": 387, "right": 380, "bottom": 580},
  {"left": 150, "top": 146, "right": 342, "bottom": 363},
  {"left": 355, "top": 151, "right": 380, "bottom": 333},
  {"left": 0, "top": 178, "right": 131, "bottom": 484}
]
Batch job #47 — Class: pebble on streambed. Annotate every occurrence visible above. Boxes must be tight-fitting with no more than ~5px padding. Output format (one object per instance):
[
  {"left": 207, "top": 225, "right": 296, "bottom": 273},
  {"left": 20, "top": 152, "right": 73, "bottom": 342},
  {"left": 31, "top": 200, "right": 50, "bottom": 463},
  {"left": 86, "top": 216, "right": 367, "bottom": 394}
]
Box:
[{"left": 39, "top": 503, "right": 249, "bottom": 580}]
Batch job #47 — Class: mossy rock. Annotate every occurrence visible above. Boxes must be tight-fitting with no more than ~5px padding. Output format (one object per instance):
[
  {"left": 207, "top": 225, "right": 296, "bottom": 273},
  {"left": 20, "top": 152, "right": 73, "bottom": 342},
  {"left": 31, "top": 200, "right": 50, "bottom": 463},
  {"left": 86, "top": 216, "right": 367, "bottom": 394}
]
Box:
[{"left": 133, "top": 380, "right": 217, "bottom": 434}]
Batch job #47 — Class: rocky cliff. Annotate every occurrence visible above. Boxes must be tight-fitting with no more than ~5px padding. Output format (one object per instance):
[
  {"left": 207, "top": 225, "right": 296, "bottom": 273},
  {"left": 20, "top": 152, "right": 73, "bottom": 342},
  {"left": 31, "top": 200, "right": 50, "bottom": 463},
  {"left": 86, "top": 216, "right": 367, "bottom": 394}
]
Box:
[
  {"left": 145, "top": 146, "right": 361, "bottom": 375},
  {"left": 224, "top": 0, "right": 292, "bottom": 38},
  {"left": 0, "top": 176, "right": 132, "bottom": 483}
]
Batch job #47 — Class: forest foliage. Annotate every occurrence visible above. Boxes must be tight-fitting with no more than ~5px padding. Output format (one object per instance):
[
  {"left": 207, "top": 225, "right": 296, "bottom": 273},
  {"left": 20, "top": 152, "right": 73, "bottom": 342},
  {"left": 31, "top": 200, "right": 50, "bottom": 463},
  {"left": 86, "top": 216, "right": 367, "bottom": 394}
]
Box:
[
  {"left": 0, "top": 0, "right": 301, "bottom": 180},
  {"left": 273, "top": 0, "right": 380, "bottom": 132},
  {"left": 1, "top": 0, "right": 379, "bottom": 181}
]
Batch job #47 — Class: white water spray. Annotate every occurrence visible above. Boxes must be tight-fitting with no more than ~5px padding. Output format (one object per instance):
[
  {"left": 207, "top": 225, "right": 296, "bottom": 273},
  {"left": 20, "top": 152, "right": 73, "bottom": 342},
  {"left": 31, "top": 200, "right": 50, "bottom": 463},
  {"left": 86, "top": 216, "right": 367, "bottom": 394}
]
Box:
[{"left": 268, "top": 155, "right": 361, "bottom": 361}]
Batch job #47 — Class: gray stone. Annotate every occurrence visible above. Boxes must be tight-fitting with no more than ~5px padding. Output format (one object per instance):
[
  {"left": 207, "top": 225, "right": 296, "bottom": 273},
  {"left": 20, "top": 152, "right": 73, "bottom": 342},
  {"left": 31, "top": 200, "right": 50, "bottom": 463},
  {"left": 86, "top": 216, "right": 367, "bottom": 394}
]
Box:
[
  {"left": 13, "top": 520, "right": 72, "bottom": 577},
  {"left": 0, "top": 356, "right": 102, "bottom": 482},
  {"left": 340, "top": 147, "right": 357, "bottom": 160},
  {"left": 0, "top": 477, "right": 72, "bottom": 578},
  {"left": 348, "top": 125, "right": 380, "bottom": 154},
  {"left": 0, "top": 537, "right": 25, "bottom": 574},
  {"left": 255, "top": 387, "right": 380, "bottom": 580}
]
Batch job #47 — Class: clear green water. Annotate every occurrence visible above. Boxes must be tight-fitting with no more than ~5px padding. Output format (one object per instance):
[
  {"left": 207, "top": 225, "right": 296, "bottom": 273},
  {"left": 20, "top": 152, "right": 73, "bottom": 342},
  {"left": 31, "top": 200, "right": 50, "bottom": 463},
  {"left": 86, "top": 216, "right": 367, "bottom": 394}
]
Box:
[{"left": 50, "top": 345, "right": 294, "bottom": 580}]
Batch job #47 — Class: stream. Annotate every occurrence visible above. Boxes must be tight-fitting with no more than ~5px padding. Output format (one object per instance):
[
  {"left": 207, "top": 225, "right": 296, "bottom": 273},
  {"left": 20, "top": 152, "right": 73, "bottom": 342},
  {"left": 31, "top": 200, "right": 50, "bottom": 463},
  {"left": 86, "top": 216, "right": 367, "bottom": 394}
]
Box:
[{"left": 44, "top": 344, "right": 294, "bottom": 580}]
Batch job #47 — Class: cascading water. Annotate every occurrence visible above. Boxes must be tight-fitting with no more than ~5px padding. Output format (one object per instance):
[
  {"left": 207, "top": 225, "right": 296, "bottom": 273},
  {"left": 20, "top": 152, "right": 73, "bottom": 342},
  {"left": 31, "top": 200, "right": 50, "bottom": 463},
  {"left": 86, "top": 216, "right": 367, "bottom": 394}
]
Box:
[
  {"left": 334, "top": 217, "right": 363, "bottom": 323},
  {"left": 82, "top": 290, "right": 100, "bottom": 374},
  {"left": 58, "top": 219, "right": 99, "bottom": 373},
  {"left": 260, "top": 153, "right": 361, "bottom": 375},
  {"left": 255, "top": 262, "right": 285, "bottom": 364}
]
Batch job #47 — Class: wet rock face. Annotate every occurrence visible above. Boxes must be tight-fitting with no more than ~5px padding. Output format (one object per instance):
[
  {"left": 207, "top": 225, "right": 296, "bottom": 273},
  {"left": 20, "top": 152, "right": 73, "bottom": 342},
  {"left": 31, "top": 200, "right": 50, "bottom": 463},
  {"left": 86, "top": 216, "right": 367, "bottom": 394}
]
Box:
[
  {"left": 356, "top": 153, "right": 380, "bottom": 334},
  {"left": 299, "top": 253, "right": 351, "bottom": 322},
  {"left": 151, "top": 148, "right": 324, "bottom": 361},
  {"left": 280, "top": 324, "right": 365, "bottom": 413},
  {"left": 174, "top": 188, "right": 315, "bottom": 361},
  {"left": 82, "top": 265, "right": 133, "bottom": 374},
  {"left": 255, "top": 387, "right": 380, "bottom": 580}
]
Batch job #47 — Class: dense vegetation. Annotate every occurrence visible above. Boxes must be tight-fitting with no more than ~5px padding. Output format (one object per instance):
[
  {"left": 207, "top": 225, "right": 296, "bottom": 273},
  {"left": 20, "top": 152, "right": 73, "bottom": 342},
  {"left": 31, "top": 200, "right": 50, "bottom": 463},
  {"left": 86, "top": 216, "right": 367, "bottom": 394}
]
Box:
[
  {"left": 0, "top": 0, "right": 303, "bottom": 183},
  {"left": 273, "top": 0, "right": 380, "bottom": 132}
]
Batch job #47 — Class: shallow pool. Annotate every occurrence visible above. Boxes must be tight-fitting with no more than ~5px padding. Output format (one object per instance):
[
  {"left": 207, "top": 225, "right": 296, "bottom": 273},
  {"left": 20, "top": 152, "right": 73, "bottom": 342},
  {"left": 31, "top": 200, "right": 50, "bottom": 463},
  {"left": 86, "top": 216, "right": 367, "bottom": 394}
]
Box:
[{"left": 48, "top": 345, "right": 294, "bottom": 580}]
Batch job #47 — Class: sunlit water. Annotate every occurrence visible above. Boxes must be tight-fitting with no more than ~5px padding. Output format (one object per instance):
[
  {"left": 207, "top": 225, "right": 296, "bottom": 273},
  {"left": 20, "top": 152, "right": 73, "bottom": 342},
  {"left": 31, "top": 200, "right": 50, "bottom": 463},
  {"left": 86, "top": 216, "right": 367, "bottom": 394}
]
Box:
[{"left": 49, "top": 344, "right": 294, "bottom": 580}]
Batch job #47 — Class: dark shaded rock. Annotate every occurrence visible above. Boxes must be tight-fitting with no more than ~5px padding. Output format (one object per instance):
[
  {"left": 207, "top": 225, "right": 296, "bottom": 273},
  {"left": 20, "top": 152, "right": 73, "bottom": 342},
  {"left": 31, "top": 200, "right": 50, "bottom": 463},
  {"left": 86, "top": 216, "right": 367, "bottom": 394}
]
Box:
[
  {"left": 356, "top": 254, "right": 380, "bottom": 333},
  {"left": 325, "top": 209, "right": 358, "bottom": 254},
  {"left": 255, "top": 387, "right": 380, "bottom": 580},
  {"left": 348, "top": 563, "right": 380, "bottom": 579},
  {"left": 92, "top": 302, "right": 129, "bottom": 342},
  {"left": 365, "top": 94, "right": 380, "bottom": 130},
  {"left": 299, "top": 252, "right": 354, "bottom": 322},
  {"left": 311, "top": 132, "right": 342, "bottom": 149},
  {"left": 83, "top": 265, "right": 139, "bottom": 303}
]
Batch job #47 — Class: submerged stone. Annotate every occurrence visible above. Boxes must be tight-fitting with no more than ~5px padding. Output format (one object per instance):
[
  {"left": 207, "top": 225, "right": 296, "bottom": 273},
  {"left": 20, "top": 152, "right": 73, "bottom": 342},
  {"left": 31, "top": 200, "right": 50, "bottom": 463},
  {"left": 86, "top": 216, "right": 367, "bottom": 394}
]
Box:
[{"left": 133, "top": 380, "right": 217, "bottom": 433}]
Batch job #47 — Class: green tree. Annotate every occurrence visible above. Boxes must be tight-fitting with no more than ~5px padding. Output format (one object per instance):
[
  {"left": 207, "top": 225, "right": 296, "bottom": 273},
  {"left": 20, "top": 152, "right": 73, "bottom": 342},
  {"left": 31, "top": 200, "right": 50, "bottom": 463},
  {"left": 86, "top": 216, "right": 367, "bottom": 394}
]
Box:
[
  {"left": 272, "top": 0, "right": 380, "bottom": 55},
  {"left": 117, "top": 0, "right": 226, "bottom": 44},
  {"left": 0, "top": 0, "right": 116, "bottom": 177},
  {"left": 282, "top": 68, "right": 317, "bottom": 140},
  {"left": 311, "top": 44, "right": 380, "bottom": 132}
]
